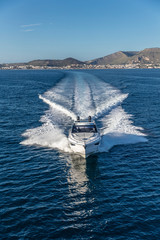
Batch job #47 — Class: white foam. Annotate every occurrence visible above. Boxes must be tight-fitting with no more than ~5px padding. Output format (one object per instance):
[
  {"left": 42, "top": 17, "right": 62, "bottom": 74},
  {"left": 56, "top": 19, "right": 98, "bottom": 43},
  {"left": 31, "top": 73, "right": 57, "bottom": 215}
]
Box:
[
  {"left": 21, "top": 122, "right": 72, "bottom": 152},
  {"left": 99, "top": 106, "right": 147, "bottom": 152},
  {"left": 39, "top": 95, "right": 76, "bottom": 121},
  {"left": 21, "top": 72, "right": 147, "bottom": 153},
  {"left": 74, "top": 73, "right": 95, "bottom": 118},
  {"left": 95, "top": 93, "right": 128, "bottom": 119}
]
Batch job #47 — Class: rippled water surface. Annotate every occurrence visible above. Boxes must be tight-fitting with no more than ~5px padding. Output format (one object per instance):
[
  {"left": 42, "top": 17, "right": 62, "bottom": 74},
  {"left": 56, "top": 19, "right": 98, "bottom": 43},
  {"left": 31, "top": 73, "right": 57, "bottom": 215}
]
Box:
[{"left": 0, "top": 69, "right": 160, "bottom": 239}]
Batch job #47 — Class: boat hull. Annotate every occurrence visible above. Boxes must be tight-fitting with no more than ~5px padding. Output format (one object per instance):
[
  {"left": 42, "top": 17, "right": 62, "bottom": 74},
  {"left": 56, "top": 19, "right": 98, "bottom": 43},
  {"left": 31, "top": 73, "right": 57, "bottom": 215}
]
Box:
[
  {"left": 69, "top": 141, "right": 100, "bottom": 158},
  {"left": 68, "top": 118, "right": 101, "bottom": 158}
]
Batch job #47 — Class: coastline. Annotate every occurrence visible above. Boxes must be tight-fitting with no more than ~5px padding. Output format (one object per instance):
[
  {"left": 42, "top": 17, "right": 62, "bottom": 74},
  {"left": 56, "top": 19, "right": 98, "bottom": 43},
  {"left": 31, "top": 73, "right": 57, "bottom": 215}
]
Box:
[{"left": 1, "top": 63, "right": 160, "bottom": 70}]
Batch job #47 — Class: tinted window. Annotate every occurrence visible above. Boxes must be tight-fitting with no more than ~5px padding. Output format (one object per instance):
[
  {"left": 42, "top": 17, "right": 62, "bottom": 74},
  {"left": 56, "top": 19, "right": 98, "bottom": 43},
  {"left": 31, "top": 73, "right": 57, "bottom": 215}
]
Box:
[{"left": 72, "top": 125, "right": 97, "bottom": 133}]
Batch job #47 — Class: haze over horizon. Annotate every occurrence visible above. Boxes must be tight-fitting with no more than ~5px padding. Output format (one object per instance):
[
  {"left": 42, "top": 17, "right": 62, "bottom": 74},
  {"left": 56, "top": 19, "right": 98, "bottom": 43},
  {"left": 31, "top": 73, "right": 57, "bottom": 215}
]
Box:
[{"left": 1, "top": 0, "right": 160, "bottom": 63}]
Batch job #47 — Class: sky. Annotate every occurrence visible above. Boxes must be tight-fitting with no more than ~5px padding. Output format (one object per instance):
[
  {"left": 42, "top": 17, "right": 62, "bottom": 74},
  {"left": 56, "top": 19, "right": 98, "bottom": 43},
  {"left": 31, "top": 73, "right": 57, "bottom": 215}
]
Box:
[{"left": 0, "top": 0, "right": 160, "bottom": 63}]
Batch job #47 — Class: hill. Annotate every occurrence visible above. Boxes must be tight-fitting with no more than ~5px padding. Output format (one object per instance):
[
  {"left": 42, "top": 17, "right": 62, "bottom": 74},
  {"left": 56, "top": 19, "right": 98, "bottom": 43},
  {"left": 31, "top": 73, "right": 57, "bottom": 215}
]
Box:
[
  {"left": 28, "top": 58, "right": 84, "bottom": 67},
  {"left": 87, "top": 51, "right": 138, "bottom": 65},
  {"left": 88, "top": 48, "right": 160, "bottom": 65},
  {"left": 130, "top": 48, "right": 160, "bottom": 64}
]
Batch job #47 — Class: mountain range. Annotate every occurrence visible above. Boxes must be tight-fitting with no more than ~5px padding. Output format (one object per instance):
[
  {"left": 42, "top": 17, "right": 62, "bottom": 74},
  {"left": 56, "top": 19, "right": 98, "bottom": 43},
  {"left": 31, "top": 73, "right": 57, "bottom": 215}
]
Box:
[
  {"left": 88, "top": 48, "right": 160, "bottom": 65},
  {"left": 2, "top": 48, "right": 160, "bottom": 67}
]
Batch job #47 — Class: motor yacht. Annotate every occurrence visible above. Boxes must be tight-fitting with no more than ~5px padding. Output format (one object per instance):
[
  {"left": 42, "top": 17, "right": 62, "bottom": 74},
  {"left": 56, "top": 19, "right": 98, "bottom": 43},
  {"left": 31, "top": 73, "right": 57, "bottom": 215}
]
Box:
[{"left": 68, "top": 116, "right": 101, "bottom": 158}]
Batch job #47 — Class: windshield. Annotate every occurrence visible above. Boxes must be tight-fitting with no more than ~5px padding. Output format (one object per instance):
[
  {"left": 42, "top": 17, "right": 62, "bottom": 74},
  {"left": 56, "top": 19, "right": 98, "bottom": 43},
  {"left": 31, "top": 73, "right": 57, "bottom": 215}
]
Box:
[{"left": 72, "top": 125, "right": 97, "bottom": 133}]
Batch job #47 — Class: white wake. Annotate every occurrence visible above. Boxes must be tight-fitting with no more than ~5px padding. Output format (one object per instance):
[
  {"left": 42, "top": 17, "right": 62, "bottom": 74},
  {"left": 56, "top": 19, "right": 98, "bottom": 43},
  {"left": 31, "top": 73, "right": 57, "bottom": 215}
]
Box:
[{"left": 21, "top": 71, "right": 147, "bottom": 153}]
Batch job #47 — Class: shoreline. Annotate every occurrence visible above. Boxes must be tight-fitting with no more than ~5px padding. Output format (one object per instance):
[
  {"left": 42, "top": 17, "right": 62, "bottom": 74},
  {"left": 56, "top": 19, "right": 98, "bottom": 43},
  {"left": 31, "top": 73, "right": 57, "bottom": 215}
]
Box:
[{"left": 1, "top": 63, "right": 160, "bottom": 70}]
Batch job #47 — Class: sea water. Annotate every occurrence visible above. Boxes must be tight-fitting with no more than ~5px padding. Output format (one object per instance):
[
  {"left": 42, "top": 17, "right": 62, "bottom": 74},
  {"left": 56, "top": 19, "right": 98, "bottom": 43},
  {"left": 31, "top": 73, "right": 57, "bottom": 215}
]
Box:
[{"left": 0, "top": 69, "right": 159, "bottom": 239}]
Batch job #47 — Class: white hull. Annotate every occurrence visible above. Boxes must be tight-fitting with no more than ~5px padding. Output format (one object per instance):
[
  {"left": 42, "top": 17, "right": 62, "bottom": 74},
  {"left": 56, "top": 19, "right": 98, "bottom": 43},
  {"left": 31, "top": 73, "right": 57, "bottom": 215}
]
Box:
[
  {"left": 68, "top": 118, "right": 101, "bottom": 158},
  {"left": 69, "top": 141, "right": 100, "bottom": 158}
]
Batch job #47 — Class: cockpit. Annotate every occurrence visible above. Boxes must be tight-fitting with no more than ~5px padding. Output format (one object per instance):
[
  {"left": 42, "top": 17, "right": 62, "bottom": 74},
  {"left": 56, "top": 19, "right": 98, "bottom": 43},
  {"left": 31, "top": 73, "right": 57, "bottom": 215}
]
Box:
[{"left": 72, "top": 124, "right": 97, "bottom": 133}]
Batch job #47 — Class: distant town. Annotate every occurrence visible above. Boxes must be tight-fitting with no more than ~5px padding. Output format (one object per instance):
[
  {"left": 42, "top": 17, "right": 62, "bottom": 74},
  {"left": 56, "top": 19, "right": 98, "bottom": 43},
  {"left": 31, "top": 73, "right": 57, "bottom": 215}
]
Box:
[
  {"left": 1, "top": 48, "right": 160, "bottom": 70},
  {"left": 1, "top": 63, "right": 160, "bottom": 70}
]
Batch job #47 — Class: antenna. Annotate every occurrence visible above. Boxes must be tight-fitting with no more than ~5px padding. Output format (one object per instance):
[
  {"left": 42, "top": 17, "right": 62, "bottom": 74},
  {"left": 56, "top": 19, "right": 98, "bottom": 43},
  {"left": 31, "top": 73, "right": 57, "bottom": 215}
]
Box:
[
  {"left": 77, "top": 116, "right": 80, "bottom": 122},
  {"left": 88, "top": 116, "right": 91, "bottom": 122}
]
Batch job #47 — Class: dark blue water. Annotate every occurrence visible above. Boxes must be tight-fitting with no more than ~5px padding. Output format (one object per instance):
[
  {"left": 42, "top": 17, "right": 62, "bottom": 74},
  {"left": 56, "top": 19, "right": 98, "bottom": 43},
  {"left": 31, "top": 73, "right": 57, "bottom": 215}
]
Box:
[{"left": 0, "top": 69, "right": 160, "bottom": 239}]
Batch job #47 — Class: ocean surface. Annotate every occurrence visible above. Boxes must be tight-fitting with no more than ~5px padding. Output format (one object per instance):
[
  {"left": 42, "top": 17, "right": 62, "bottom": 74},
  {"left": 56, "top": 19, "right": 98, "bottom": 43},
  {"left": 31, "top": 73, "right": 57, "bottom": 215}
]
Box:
[{"left": 0, "top": 69, "right": 160, "bottom": 239}]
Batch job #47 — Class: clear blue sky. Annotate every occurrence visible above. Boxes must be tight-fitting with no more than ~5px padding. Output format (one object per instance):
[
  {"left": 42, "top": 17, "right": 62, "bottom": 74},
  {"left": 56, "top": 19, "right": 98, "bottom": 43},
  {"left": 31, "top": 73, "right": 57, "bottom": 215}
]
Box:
[{"left": 0, "top": 0, "right": 160, "bottom": 63}]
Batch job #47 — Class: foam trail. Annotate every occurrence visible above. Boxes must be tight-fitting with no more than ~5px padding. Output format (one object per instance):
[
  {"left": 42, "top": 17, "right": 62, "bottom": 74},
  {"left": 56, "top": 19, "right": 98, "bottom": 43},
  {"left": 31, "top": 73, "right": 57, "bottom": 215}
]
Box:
[
  {"left": 21, "top": 74, "right": 76, "bottom": 151},
  {"left": 99, "top": 107, "right": 147, "bottom": 152},
  {"left": 39, "top": 95, "right": 76, "bottom": 121},
  {"left": 84, "top": 74, "right": 128, "bottom": 119},
  {"left": 21, "top": 71, "right": 147, "bottom": 153},
  {"left": 95, "top": 93, "right": 128, "bottom": 119},
  {"left": 74, "top": 72, "right": 95, "bottom": 118},
  {"left": 42, "top": 75, "right": 75, "bottom": 110},
  {"left": 21, "top": 122, "right": 71, "bottom": 152}
]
